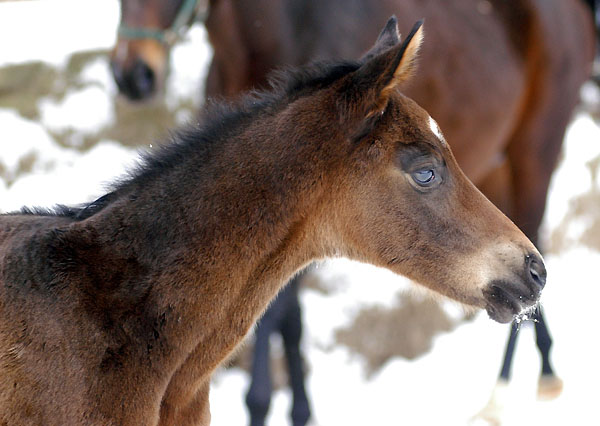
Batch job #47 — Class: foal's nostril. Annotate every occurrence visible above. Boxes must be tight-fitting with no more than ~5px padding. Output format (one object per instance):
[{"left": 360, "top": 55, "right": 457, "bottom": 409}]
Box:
[{"left": 527, "top": 253, "right": 546, "bottom": 289}]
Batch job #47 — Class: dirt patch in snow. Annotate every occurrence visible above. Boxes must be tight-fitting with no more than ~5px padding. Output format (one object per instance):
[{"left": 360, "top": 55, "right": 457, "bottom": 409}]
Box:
[{"left": 334, "top": 293, "right": 459, "bottom": 375}]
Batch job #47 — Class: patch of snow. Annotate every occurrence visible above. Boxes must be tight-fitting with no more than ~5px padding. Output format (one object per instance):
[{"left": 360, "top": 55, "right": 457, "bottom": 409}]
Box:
[
  {"left": 39, "top": 86, "right": 115, "bottom": 135},
  {"left": 79, "top": 56, "right": 118, "bottom": 96},
  {"left": 166, "top": 23, "right": 213, "bottom": 111},
  {"left": 0, "top": 109, "right": 136, "bottom": 211},
  {"left": 0, "top": 108, "right": 70, "bottom": 182},
  {"left": 0, "top": 0, "right": 119, "bottom": 68},
  {"left": 580, "top": 80, "right": 600, "bottom": 106}
]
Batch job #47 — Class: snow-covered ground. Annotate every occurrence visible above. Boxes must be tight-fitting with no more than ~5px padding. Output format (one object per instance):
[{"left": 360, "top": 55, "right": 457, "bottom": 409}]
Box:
[{"left": 1, "top": 1, "right": 599, "bottom": 425}]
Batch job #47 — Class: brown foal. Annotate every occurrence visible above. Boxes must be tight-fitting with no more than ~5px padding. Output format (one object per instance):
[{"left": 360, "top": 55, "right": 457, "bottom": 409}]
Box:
[{"left": 1, "top": 20, "right": 545, "bottom": 425}]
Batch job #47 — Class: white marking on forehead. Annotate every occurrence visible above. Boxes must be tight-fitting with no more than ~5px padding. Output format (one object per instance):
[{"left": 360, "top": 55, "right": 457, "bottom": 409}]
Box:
[{"left": 428, "top": 116, "right": 446, "bottom": 145}]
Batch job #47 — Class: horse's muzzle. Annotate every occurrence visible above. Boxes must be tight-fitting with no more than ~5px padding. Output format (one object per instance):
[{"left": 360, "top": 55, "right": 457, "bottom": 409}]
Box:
[
  {"left": 111, "top": 59, "right": 156, "bottom": 102},
  {"left": 483, "top": 252, "right": 546, "bottom": 323}
]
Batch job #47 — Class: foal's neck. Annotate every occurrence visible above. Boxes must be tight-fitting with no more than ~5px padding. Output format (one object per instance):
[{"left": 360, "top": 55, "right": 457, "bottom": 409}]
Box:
[{"left": 79, "top": 115, "right": 334, "bottom": 377}]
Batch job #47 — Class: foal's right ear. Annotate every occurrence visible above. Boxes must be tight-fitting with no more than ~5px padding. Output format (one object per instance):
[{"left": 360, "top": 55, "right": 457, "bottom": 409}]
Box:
[{"left": 344, "top": 20, "right": 424, "bottom": 122}]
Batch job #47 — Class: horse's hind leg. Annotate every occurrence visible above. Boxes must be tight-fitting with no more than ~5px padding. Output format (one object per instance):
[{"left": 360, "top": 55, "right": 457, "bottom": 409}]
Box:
[
  {"left": 534, "top": 308, "right": 563, "bottom": 399},
  {"left": 245, "top": 317, "right": 274, "bottom": 426},
  {"left": 280, "top": 277, "right": 311, "bottom": 426}
]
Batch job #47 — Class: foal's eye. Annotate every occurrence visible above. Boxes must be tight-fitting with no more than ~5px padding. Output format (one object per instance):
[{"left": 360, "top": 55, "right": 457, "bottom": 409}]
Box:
[{"left": 412, "top": 169, "right": 435, "bottom": 186}]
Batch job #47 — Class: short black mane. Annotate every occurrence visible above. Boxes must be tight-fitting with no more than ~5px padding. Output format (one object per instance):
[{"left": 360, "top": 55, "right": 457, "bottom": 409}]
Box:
[{"left": 15, "top": 59, "right": 362, "bottom": 221}]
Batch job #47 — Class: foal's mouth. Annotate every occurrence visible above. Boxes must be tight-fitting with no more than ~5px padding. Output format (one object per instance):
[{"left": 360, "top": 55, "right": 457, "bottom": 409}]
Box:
[{"left": 483, "top": 280, "right": 542, "bottom": 323}]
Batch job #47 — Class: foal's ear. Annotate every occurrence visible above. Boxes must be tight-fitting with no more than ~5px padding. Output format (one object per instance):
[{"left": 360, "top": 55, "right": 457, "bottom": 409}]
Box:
[
  {"left": 360, "top": 16, "right": 402, "bottom": 63},
  {"left": 348, "top": 20, "right": 424, "bottom": 120}
]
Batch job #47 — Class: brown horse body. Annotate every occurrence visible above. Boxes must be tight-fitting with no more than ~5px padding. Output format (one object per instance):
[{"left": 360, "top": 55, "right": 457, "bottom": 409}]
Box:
[{"left": 2, "top": 21, "right": 544, "bottom": 425}]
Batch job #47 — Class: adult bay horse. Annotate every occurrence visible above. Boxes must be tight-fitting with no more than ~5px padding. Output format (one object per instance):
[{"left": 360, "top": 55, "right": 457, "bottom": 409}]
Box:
[
  {"left": 111, "top": 0, "right": 594, "bottom": 423},
  {"left": 0, "top": 20, "right": 547, "bottom": 425}
]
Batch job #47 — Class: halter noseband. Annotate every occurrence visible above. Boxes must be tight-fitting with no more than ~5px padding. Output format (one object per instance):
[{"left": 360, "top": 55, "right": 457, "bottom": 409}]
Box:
[{"left": 118, "top": 0, "right": 208, "bottom": 46}]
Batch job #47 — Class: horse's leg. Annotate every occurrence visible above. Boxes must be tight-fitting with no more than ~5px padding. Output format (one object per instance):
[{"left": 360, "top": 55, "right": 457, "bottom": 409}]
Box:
[
  {"left": 469, "top": 321, "right": 519, "bottom": 424},
  {"left": 245, "top": 317, "right": 274, "bottom": 426},
  {"left": 499, "top": 321, "right": 520, "bottom": 382},
  {"left": 280, "top": 278, "right": 311, "bottom": 426},
  {"left": 496, "top": 309, "right": 562, "bottom": 401},
  {"left": 533, "top": 307, "right": 563, "bottom": 399},
  {"left": 533, "top": 307, "right": 554, "bottom": 375}
]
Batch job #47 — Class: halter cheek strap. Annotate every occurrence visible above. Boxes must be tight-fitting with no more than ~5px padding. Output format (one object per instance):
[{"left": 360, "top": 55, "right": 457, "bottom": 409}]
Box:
[{"left": 118, "top": 0, "right": 208, "bottom": 46}]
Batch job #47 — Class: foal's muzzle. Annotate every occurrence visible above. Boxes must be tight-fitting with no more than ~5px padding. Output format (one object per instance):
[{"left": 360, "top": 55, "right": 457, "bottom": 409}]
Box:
[{"left": 484, "top": 252, "right": 546, "bottom": 323}]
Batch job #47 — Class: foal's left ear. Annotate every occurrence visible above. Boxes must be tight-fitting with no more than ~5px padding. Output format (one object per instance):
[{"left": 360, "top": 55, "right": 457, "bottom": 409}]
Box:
[
  {"left": 360, "top": 15, "right": 402, "bottom": 63},
  {"left": 347, "top": 20, "right": 424, "bottom": 120}
]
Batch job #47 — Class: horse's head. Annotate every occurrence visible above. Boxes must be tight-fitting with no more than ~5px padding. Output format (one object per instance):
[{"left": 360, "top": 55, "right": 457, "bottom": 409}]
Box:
[
  {"left": 304, "top": 19, "right": 545, "bottom": 323},
  {"left": 110, "top": 0, "right": 201, "bottom": 101}
]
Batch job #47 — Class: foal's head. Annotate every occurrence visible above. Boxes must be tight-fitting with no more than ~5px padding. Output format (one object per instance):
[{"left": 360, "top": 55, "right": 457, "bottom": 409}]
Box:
[{"left": 300, "top": 19, "right": 545, "bottom": 323}]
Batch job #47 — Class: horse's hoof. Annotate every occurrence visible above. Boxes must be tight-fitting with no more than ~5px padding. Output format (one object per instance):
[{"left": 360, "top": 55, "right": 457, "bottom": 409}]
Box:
[
  {"left": 469, "top": 379, "right": 509, "bottom": 426},
  {"left": 537, "top": 374, "right": 563, "bottom": 400}
]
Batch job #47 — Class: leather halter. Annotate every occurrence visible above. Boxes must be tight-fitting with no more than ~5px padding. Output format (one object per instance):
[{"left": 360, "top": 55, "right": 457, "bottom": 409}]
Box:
[{"left": 117, "top": 0, "right": 207, "bottom": 46}]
